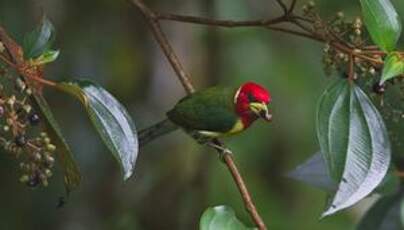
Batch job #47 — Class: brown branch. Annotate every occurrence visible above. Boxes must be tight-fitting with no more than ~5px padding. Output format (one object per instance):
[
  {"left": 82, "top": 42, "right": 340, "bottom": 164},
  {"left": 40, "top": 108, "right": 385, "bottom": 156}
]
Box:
[
  {"left": 0, "top": 53, "right": 16, "bottom": 68},
  {"left": 131, "top": 0, "right": 267, "bottom": 229},
  {"left": 154, "top": 9, "right": 393, "bottom": 71},
  {"left": 157, "top": 13, "right": 324, "bottom": 43},
  {"left": 348, "top": 54, "right": 354, "bottom": 81},
  {"left": 131, "top": 0, "right": 195, "bottom": 94},
  {"left": 275, "top": 0, "right": 288, "bottom": 14},
  {"left": 266, "top": 25, "right": 322, "bottom": 41},
  {"left": 289, "top": 0, "right": 298, "bottom": 13},
  {"left": 0, "top": 26, "right": 24, "bottom": 66},
  {"left": 223, "top": 153, "right": 267, "bottom": 230},
  {"left": 157, "top": 13, "right": 288, "bottom": 28}
]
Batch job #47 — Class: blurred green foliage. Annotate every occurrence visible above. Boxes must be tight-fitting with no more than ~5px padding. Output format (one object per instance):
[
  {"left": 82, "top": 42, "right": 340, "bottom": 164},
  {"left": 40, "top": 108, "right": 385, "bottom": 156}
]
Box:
[{"left": 2, "top": 0, "right": 404, "bottom": 229}]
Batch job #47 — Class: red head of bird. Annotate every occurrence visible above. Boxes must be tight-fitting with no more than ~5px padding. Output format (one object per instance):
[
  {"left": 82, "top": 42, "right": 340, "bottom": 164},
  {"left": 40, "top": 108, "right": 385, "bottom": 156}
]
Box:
[{"left": 234, "top": 82, "right": 272, "bottom": 128}]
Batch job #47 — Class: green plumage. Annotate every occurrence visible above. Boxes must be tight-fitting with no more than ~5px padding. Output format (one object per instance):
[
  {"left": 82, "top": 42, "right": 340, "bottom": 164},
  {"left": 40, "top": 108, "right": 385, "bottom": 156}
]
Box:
[{"left": 167, "top": 86, "right": 238, "bottom": 132}]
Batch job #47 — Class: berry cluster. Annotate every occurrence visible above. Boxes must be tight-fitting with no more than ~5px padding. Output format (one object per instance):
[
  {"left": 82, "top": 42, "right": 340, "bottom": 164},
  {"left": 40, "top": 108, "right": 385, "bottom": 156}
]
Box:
[
  {"left": 303, "top": 5, "right": 388, "bottom": 95},
  {"left": 319, "top": 13, "right": 379, "bottom": 76},
  {"left": 0, "top": 71, "right": 55, "bottom": 188}
]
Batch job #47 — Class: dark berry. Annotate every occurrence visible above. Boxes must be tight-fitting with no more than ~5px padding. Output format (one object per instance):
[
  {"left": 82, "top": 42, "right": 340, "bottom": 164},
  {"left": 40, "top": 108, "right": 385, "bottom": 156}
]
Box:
[
  {"left": 27, "top": 174, "right": 40, "bottom": 187},
  {"left": 373, "top": 82, "right": 385, "bottom": 94},
  {"left": 15, "top": 135, "right": 26, "bottom": 147},
  {"left": 28, "top": 113, "right": 40, "bottom": 125}
]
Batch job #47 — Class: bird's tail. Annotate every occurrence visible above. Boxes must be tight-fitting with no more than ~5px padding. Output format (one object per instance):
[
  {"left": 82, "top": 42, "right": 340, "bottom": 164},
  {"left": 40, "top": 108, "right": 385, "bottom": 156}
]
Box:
[{"left": 138, "top": 119, "right": 178, "bottom": 147}]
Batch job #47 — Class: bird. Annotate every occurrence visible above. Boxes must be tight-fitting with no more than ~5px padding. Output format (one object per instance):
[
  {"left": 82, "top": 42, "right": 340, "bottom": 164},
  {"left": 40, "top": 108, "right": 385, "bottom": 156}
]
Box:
[{"left": 139, "top": 82, "right": 272, "bottom": 151}]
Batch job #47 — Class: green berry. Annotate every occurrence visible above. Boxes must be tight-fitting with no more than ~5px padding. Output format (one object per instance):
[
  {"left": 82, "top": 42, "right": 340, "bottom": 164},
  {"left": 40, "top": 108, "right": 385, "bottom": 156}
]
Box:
[{"left": 46, "top": 144, "right": 56, "bottom": 152}]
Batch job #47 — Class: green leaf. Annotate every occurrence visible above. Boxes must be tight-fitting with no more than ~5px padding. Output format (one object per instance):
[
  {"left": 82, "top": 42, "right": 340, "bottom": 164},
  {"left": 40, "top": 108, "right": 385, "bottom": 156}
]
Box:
[
  {"left": 316, "top": 79, "right": 391, "bottom": 217},
  {"left": 23, "top": 16, "right": 55, "bottom": 59},
  {"left": 359, "top": 0, "right": 402, "bottom": 51},
  {"left": 380, "top": 52, "right": 404, "bottom": 85},
  {"left": 357, "top": 192, "right": 403, "bottom": 230},
  {"left": 287, "top": 153, "right": 336, "bottom": 191},
  {"left": 31, "top": 50, "right": 60, "bottom": 66},
  {"left": 200, "top": 206, "right": 255, "bottom": 230},
  {"left": 58, "top": 80, "right": 138, "bottom": 180},
  {"left": 31, "top": 92, "right": 81, "bottom": 193}
]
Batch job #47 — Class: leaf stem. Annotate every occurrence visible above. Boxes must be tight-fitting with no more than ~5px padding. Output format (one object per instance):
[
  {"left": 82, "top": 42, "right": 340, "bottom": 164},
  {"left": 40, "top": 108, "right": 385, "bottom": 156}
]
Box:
[
  {"left": 0, "top": 25, "right": 57, "bottom": 89},
  {"left": 348, "top": 54, "right": 354, "bottom": 82},
  {"left": 0, "top": 53, "right": 16, "bottom": 68}
]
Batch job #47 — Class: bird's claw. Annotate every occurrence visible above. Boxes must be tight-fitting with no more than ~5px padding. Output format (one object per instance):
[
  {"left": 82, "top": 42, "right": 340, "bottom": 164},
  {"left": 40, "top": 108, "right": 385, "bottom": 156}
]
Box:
[
  {"left": 218, "top": 148, "right": 232, "bottom": 162},
  {"left": 205, "top": 141, "right": 232, "bottom": 162}
]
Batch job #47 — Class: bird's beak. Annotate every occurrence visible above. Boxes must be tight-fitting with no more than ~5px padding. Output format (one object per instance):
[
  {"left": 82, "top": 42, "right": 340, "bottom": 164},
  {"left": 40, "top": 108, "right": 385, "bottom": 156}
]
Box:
[{"left": 249, "top": 102, "right": 272, "bottom": 122}]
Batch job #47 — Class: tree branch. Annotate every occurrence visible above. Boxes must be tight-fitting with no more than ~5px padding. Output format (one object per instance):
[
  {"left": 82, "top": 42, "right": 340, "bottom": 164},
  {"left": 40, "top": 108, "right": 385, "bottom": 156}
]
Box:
[
  {"left": 157, "top": 13, "right": 323, "bottom": 42},
  {"left": 223, "top": 152, "right": 267, "bottom": 229},
  {"left": 289, "top": 0, "right": 298, "bottom": 14},
  {"left": 275, "top": 0, "right": 288, "bottom": 14},
  {"left": 131, "top": 0, "right": 267, "bottom": 229},
  {"left": 157, "top": 13, "right": 288, "bottom": 28},
  {"left": 131, "top": 0, "right": 195, "bottom": 94}
]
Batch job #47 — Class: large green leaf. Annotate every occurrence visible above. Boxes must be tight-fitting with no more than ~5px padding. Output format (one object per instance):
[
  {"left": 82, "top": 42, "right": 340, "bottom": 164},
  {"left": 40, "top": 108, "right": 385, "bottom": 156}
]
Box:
[
  {"left": 23, "top": 16, "right": 56, "bottom": 59},
  {"left": 359, "top": 0, "right": 402, "bottom": 51},
  {"left": 31, "top": 93, "right": 81, "bottom": 193},
  {"left": 200, "top": 206, "right": 255, "bottom": 230},
  {"left": 357, "top": 192, "right": 403, "bottom": 230},
  {"left": 58, "top": 80, "right": 138, "bottom": 180},
  {"left": 317, "top": 79, "right": 391, "bottom": 217},
  {"left": 380, "top": 52, "right": 404, "bottom": 85}
]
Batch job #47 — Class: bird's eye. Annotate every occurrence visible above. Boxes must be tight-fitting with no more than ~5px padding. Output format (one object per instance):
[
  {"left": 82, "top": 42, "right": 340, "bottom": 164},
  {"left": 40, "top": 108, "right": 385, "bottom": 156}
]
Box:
[
  {"left": 247, "top": 93, "right": 257, "bottom": 102},
  {"left": 247, "top": 93, "right": 258, "bottom": 102}
]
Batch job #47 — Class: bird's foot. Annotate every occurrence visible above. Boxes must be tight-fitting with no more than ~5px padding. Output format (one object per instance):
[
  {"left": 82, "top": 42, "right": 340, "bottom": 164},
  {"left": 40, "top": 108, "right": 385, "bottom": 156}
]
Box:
[{"left": 206, "top": 141, "right": 232, "bottom": 162}]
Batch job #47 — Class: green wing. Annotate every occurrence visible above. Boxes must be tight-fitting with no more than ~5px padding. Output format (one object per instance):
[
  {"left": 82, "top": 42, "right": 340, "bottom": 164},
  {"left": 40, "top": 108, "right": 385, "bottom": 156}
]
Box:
[{"left": 167, "top": 86, "right": 238, "bottom": 132}]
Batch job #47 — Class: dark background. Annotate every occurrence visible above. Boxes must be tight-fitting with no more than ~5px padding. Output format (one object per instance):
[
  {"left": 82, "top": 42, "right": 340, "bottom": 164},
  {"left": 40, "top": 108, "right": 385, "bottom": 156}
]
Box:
[{"left": 1, "top": 0, "right": 403, "bottom": 229}]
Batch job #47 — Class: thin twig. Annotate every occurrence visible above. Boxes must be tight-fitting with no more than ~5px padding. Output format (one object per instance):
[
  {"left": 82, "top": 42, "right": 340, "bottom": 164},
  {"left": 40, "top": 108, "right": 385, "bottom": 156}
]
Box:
[
  {"left": 266, "top": 25, "right": 323, "bottom": 42},
  {"left": 132, "top": 0, "right": 195, "bottom": 94},
  {"left": 275, "top": 0, "right": 288, "bottom": 14},
  {"left": 223, "top": 153, "right": 267, "bottom": 230},
  {"left": 0, "top": 26, "right": 24, "bottom": 66},
  {"left": 289, "top": 0, "right": 298, "bottom": 13},
  {"left": 157, "top": 13, "right": 323, "bottom": 42},
  {"left": 157, "top": 13, "right": 287, "bottom": 28},
  {"left": 348, "top": 54, "right": 354, "bottom": 81},
  {"left": 0, "top": 53, "right": 16, "bottom": 68}
]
